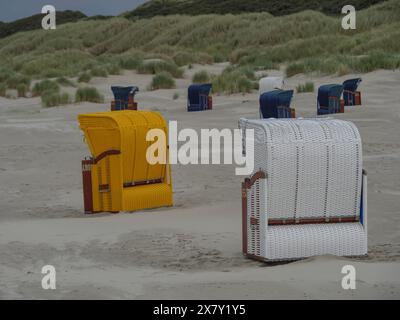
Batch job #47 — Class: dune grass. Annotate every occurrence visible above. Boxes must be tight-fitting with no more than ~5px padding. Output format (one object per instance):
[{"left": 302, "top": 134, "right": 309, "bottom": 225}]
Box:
[
  {"left": 192, "top": 70, "right": 210, "bottom": 83},
  {"left": 75, "top": 87, "right": 104, "bottom": 103},
  {"left": 41, "top": 90, "right": 71, "bottom": 107},
  {"left": 16, "top": 83, "right": 28, "bottom": 97},
  {"left": 0, "top": 82, "right": 6, "bottom": 96},
  {"left": 212, "top": 66, "right": 256, "bottom": 94},
  {"left": 78, "top": 73, "right": 92, "bottom": 83},
  {"left": 32, "top": 80, "right": 60, "bottom": 97},
  {"left": 56, "top": 77, "right": 76, "bottom": 87},
  {"left": 149, "top": 72, "right": 176, "bottom": 90},
  {"left": 296, "top": 82, "right": 315, "bottom": 93},
  {"left": 6, "top": 74, "right": 31, "bottom": 89},
  {"left": 126, "top": 0, "right": 386, "bottom": 18},
  {"left": 0, "top": 67, "right": 15, "bottom": 83},
  {"left": 90, "top": 67, "right": 108, "bottom": 78},
  {"left": 105, "top": 63, "right": 121, "bottom": 75},
  {"left": 116, "top": 55, "right": 143, "bottom": 70},
  {"left": 137, "top": 60, "right": 184, "bottom": 78},
  {"left": 0, "top": 0, "right": 398, "bottom": 94}
]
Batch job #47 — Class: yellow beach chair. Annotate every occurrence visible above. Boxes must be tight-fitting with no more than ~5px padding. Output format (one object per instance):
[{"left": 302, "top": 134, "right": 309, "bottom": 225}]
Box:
[{"left": 78, "top": 110, "right": 173, "bottom": 214}]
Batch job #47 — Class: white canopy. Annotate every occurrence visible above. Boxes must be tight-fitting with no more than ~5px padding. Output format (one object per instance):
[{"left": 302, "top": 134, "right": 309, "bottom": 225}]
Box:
[{"left": 259, "top": 76, "right": 284, "bottom": 95}]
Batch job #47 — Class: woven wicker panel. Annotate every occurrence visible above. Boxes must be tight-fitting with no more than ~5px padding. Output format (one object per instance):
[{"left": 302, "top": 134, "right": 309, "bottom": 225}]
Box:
[
  {"left": 239, "top": 118, "right": 362, "bottom": 220},
  {"left": 265, "top": 223, "right": 367, "bottom": 260},
  {"left": 122, "top": 183, "right": 173, "bottom": 212},
  {"left": 247, "top": 180, "right": 259, "bottom": 256}
]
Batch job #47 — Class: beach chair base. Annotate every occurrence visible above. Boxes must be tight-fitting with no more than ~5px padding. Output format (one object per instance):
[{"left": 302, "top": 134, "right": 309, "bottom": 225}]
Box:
[
  {"left": 344, "top": 90, "right": 362, "bottom": 106},
  {"left": 207, "top": 96, "right": 213, "bottom": 110},
  {"left": 82, "top": 158, "right": 173, "bottom": 213},
  {"left": 111, "top": 100, "right": 138, "bottom": 111},
  {"left": 355, "top": 91, "right": 362, "bottom": 105},
  {"left": 242, "top": 169, "right": 368, "bottom": 262},
  {"left": 340, "top": 99, "right": 345, "bottom": 113},
  {"left": 187, "top": 105, "right": 206, "bottom": 112},
  {"left": 318, "top": 98, "right": 345, "bottom": 115}
]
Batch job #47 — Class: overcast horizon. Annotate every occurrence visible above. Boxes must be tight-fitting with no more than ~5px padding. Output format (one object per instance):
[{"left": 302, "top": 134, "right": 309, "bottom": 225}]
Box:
[{"left": 0, "top": 0, "right": 147, "bottom": 22}]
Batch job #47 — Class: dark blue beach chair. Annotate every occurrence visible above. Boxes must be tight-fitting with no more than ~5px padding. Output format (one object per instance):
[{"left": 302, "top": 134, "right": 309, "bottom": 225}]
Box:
[
  {"left": 259, "top": 89, "right": 295, "bottom": 119},
  {"left": 111, "top": 86, "right": 139, "bottom": 111},
  {"left": 343, "top": 78, "right": 362, "bottom": 106},
  {"left": 187, "top": 84, "right": 212, "bottom": 112},
  {"left": 317, "top": 84, "right": 344, "bottom": 115}
]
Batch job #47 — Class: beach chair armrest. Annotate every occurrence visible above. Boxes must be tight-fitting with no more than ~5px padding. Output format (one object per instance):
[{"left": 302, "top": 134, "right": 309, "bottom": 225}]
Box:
[
  {"left": 242, "top": 170, "right": 267, "bottom": 255},
  {"left": 93, "top": 149, "right": 121, "bottom": 164}
]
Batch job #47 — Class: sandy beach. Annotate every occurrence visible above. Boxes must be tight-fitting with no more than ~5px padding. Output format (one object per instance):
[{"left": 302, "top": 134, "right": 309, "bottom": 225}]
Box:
[{"left": 0, "top": 64, "right": 399, "bottom": 299}]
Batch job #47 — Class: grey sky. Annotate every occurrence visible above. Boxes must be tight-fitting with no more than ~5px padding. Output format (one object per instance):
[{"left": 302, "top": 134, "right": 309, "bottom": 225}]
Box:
[{"left": 0, "top": 0, "right": 147, "bottom": 22}]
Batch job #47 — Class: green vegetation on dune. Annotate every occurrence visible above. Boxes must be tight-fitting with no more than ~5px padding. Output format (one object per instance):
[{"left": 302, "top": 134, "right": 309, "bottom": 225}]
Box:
[
  {"left": 56, "top": 77, "right": 76, "bottom": 87},
  {"left": 212, "top": 66, "right": 256, "bottom": 94},
  {"left": 137, "top": 59, "right": 184, "bottom": 78},
  {"left": 0, "top": 82, "right": 7, "bottom": 97},
  {"left": 150, "top": 72, "right": 176, "bottom": 90},
  {"left": 0, "top": 0, "right": 398, "bottom": 95},
  {"left": 32, "top": 80, "right": 60, "bottom": 97},
  {"left": 41, "top": 90, "right": 71, "bottom": 107},
  {"left": 126, "top": 0, "right": 386, "bottom": 18},
  {"left": 0, "top": 11, "right": 87, "bottom": 39},
  {"left": 78, "top": 73, "right": 92, "bottom": 83},
  {"left": 75, "top": 87, "right": 104, "bottom": 103},
  {"left": 296, "top": 82, "right": 315, "bottom": 93},
  {"left": 90, "top": 66, "right": 109, "bottom": 78},
  {"left": 192, "top": 70, "right": 210, "bottom": 83}
]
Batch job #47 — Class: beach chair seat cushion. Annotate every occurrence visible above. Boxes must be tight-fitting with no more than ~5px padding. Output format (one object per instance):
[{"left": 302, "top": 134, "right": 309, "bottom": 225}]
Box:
[
  {"left": 123, "top": 183, "right": 173, "bottom": 212},
  {"left": 265, "top": 223, "right": 367, "bottom": 260}
]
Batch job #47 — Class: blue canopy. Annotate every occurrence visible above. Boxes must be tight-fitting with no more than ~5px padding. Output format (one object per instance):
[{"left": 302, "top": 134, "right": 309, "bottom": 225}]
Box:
[
  {"left": 343, "top": 78, "right": 362, "bottom": 92},
  {"left": 260, "top": 89, "right": 294, "bottom": 118},
  {"left": 111, "top": 86, "right": 139, "bottom": 110},
  {"left": 111, "top": 86, "right": 139, "bottom": 101},
  {"left": 188, "top": 83, "right": 212, "bottom": 112},
  {"left": 343, "top": 78, "right": 362, "bottom": 106},
  {"left": 318, "top": 84, "right": 343, "bottom": 107}
]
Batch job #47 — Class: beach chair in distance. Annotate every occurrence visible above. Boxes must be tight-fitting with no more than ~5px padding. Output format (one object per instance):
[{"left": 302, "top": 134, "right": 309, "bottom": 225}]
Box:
[
  {"left": 259, "top": 89, "right": 295, "bottom": 119},
  {"left": 317, "top": 84, "right": 344, "bottom": 115},
  {"left": 343, "top": 78, "right": 362, "bottom": 106},
  {"left": 259, "top": 76, "right": 284, "bottom": 95},
  {"left": 111, "top": 86, "right": 139, "bottom": 111},
  {"left": 187, "top": 84, "right": 213, "bottom": 112},
  {"left": 78, "top": 110, "right": 173, "bottom": 214},
  {"left": 239, "top": 118, "right": 367, "bottom": 261}
]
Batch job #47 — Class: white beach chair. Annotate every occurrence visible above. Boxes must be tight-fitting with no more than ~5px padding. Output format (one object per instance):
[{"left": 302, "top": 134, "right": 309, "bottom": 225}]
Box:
[
  {"left": 239, "top": 118, "right": 367, "bottom": 261},
  {"left": 259, "top": 76, "right": 284, "bottom": 95}
]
